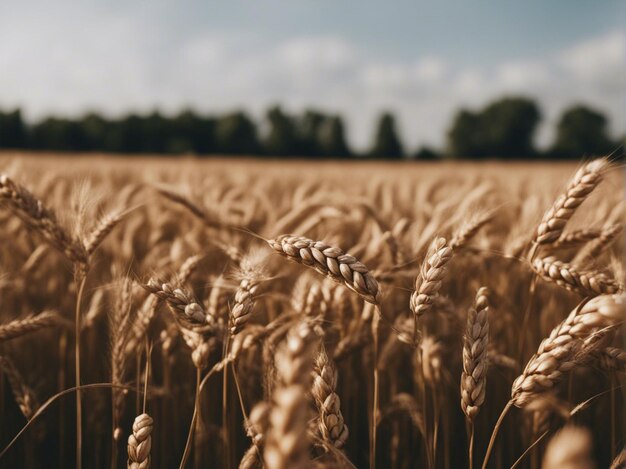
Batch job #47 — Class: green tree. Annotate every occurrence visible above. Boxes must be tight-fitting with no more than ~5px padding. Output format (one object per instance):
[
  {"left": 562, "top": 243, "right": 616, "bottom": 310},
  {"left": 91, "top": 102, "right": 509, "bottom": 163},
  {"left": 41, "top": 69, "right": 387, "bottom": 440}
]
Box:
[
  {"left": 296, "top": 109, "right": 325, "bottom": 156},
  {"left": 264, "top": 106, "right": 298, "bottom": 156},
  {"left": 31, "top": 117, "right": 87, "bottom": 151},
  {"left": 370, "top": 112, "right": 403, "bottom": 159},
  {"left": 414, "top": 146, "right": 440, "bottom": 160},
  {"left": 0, "top": 109, "right": 28, "bottom": 148},
  {"left": 170, "top": 110, "right": 216, "bottom": 155},
  {"left": 480, "top": 97, "right": 540, "bottom": 157},
  {"left": 79, "top": 113, "right": 110, "bottom": 151},
  {"left": 549, "top": 105, "right": 613, "bottom": 159},
  {"left": 447, "top": 110, "right": 483, "bottom": 158},
  {"left": 318, "top": 115, "right": 351, "bottom": 158},
  {"left": 215, "top": 111, "right": 259, "bottom": 155},
  {"left": 448, "top": 97, "right": 540, "bottom": 158}
]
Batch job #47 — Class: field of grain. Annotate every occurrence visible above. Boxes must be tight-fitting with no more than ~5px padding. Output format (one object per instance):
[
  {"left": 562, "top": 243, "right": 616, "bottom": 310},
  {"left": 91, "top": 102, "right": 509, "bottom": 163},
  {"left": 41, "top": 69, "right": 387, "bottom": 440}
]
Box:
[{"left": 0, "top": 152, "right": 623, "bottom": 469}]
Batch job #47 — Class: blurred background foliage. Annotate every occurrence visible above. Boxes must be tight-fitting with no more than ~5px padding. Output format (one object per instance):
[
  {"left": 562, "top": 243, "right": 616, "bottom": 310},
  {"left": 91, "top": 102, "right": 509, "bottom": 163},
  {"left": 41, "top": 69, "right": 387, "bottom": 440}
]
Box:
[{"left": 0, "top": 96, "right": 620, "bottom": 159}]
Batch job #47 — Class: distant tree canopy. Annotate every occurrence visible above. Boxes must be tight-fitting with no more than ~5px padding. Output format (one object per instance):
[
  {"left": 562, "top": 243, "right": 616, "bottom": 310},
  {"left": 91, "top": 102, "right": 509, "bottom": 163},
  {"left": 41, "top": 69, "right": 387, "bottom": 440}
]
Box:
[
  {"left": 264, "top": 106, "right": 298, "bottom": 156},
  {"left": 370, "top": 112, "right": 403, "bottom": 158},
  {"left": 0, "top": 97, "right": 619, "bottom": 159},
  {"left": 0, "top": 109, "right": 27, "bottom": 148},
  {"left": 448, "top": 97, "right": 541, "bottom": 158},
  {"left": 549, "top": 105, "right": 614, "bottom": 159}
]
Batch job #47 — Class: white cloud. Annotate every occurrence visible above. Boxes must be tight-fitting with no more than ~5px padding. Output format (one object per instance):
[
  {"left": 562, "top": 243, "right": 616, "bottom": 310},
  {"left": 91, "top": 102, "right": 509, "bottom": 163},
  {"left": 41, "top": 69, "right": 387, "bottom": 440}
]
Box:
[{"left": 0, "top": 4, "right": 622, "bottom": 152}]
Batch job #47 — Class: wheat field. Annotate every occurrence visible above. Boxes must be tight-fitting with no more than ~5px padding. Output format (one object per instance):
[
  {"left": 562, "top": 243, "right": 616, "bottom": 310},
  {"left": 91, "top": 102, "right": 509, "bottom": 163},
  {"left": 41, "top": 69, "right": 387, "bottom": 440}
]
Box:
[{"left": 0, "top": 152, "right": 624, "bottom": 469}]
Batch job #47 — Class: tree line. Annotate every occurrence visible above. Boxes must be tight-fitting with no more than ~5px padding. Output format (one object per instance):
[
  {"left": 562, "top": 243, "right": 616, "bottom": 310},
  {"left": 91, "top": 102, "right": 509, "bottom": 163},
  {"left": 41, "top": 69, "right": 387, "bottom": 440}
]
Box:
[{"left": 0, "top": 96, "right": 619, "bottom": 159}]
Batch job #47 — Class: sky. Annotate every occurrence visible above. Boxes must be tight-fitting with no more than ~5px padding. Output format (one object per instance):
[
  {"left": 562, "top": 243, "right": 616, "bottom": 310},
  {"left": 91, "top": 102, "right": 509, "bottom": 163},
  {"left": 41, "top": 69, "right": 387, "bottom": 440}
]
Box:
[{"left": 0, "top": 0, "right": 623, "bottom": 150}]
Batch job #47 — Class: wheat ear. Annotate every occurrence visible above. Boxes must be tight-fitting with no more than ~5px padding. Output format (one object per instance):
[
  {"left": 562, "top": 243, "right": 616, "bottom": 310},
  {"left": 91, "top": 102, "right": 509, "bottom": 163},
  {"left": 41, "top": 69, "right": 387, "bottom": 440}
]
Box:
[
  {"left": 532, "top": 256, "right": 620, "bottom": 296},
  {"left": 542, "top": 425, "right": 595, "bottom": 469},
  {"left": 264, "top": 322, "right": 317, "bottom": 469},
  {"left": 231, "top": 251, "right": 269, "bottom": 335},
  {"left": 0, "top": 356, "right": 39, "bottom": 419},
  {"left": 534, "top": 158, "right": 608, "bottom": 246},
  {"left": 0, "top": 174, "right": 88, "bottom": 267},
  {"left": 410, "top": 237, "right": 453, "bottom": 318},
  {"left": 450, "top": 212, "right": 493, "bottom": 251},
  {"left": 311, "top": 347, "right": 349, "bottom": 449},
  {"left": 127, "top": 413, "right": 153, "bottom": 469},
  {"left": 461, "top": 287, "right": 489, "bottom": 421},
  {"left": 84, "top": 208, "right": 127, "bottom": 256},
  {"left": 596, "top": 347, "right": 626, "bottom": 373},
  {"left": 511, "top": 293, "right": 625, "bottom": 407},
  {"left": 268, "top": 234, "right": 380, "bottom": 304},
  {"left": 239, "top": 401, "right": 270, "bottom": 469},
  {"left": 552, "top": 225, "right": 619, "bottom": 250},
  {"left": 0, "top": 311, "right": 68, "bottom": 341}
]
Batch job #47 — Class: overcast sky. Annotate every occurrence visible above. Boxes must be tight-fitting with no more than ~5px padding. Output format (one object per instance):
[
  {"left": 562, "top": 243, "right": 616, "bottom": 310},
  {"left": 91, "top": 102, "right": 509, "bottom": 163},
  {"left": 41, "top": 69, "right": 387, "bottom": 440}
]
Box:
[{"left": 0, "top": 0, "right": 623, "bottom": 150}]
